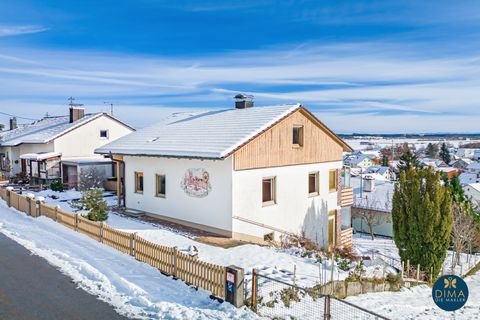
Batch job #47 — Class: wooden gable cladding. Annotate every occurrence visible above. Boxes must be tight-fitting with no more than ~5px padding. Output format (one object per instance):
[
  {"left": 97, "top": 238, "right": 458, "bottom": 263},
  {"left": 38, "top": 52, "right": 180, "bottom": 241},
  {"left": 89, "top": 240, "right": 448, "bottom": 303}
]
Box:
[{"left": 233, "top": 108, "right": 345, "bottom": 170}]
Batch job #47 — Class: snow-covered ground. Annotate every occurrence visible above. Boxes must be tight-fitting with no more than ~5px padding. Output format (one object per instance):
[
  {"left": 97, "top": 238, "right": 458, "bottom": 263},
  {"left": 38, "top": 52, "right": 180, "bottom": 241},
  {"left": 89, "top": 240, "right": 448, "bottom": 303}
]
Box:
[
  {"left": 346, "top": 272, "right": 480, "bottom": 320},
  {"left": 29, "top": 189, "right": 351, "bottom": 289},
  {"left": 0, "top": 199, "right": 258, "bottom": 320},
  {"left": 354, "top": 233, "right": 480, "bottom": 277}
]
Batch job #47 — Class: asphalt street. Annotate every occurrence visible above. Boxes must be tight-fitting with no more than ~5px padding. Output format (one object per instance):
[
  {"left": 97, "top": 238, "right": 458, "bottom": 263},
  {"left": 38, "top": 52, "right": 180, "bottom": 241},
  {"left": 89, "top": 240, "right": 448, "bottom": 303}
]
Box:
[{"left": 0, "top": 232, "right": 132, "bottom": 320}]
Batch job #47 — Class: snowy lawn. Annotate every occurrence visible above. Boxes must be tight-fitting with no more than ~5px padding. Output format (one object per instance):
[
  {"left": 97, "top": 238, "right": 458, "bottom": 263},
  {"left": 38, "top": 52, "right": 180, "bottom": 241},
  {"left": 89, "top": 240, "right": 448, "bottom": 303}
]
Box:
[
  {"left": 0, "top": 200, "right": 258, "bottom": 320},
  {"left": 346, "top": 271, "right": 480, "bottom": 320},
  {"left": 354, "top": 233, "right": 480, "bottom": 277},
  {"left": 31, "top": 189, "right": 351, "bottom": 289}
]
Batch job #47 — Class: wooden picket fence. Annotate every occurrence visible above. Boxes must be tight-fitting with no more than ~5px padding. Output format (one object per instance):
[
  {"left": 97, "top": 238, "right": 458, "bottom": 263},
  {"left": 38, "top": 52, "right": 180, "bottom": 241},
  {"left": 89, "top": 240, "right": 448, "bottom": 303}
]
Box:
[{"left": 0, "top": 189, "right": 227, "bottom": 299}]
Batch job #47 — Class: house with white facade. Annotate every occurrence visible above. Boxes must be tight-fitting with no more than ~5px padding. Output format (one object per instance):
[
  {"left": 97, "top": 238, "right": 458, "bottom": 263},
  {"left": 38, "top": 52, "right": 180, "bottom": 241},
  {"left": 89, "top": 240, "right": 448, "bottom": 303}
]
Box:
[
  {"left": 464, "top": 183, "right": 480, "bottom": 207},
  {"left": 96, "top": 102, "right": 354, "bottom": 248},
  {"left": 343, "top": 153, "right": 375, "bottom": 169},
  {"left": 0, "top": 106, "right": 134, "bottom": 188}
]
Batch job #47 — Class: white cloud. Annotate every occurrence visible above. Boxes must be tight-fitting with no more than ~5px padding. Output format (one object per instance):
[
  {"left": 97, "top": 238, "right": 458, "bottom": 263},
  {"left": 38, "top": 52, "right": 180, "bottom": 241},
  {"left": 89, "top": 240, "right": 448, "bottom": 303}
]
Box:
[
  {"left": 0, "top": 25, "right": 48, "bottom": 37},
  {"left": 0, "top": 41, "right": 479, "bottom": 132}
]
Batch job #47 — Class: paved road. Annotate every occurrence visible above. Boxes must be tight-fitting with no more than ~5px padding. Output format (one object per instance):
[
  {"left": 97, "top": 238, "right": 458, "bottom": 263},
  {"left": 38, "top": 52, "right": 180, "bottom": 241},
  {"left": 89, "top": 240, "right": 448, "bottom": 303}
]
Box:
[{"left": 0, "top": 233, "right": 132, "bottom": 320}]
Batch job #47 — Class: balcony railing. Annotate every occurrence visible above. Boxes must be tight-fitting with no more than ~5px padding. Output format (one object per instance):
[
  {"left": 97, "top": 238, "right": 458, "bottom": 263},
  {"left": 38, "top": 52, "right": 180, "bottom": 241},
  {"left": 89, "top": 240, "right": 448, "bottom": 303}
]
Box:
[{"left": 340, "top": 187, "right": 353, "bottom": 207}]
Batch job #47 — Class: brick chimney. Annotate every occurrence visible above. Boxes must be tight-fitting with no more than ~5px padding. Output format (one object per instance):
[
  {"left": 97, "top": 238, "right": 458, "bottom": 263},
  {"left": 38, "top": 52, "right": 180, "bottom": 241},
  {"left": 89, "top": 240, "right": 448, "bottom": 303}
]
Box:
[
  {"left": 69, "top": 107, "right": 85, "bottom": 123},
  {"left": 234, "top": 94, "right": 254, "bottom": 109},
  {"left": 9, "top": 117, "right": 17, "bottom": 130}
]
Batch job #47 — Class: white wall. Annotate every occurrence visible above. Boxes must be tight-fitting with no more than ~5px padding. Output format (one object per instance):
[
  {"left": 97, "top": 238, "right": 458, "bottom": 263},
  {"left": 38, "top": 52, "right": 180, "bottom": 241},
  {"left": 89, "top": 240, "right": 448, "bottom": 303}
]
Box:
[
  {"left": 465, "top": 185, "right": 480, "bottom": 206},
  {"left": 2, "top": 143, "right": 55, "bottom": 175},
  {"left": 124, "top": 156, "right": 233, "bottom": 232},
  {"left": 54, "top": 115, "right": 133, "bottom": 158},
  {"left": 232, "top": 161, "right": 342, "bottom": 246}
]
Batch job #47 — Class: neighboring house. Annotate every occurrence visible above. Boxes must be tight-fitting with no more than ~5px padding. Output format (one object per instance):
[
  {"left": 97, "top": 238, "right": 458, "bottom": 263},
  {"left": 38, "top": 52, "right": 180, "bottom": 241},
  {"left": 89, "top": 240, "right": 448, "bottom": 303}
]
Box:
[
  {"left": 96, "top": 102, "right": 353, "bottom": 248},
  {"left": 351, "top": 177, "right": 394, "bottom": 237},
  {"left": 459, "top": 172, "right": 480, "bottom": 185},
  {"left": 474, "top": 150, "right": 480, "bottom": 161},
  {"left": 456, "top": 148, "right": 478, "bottom": 159},
  {"left": 364, "top": 166, "right": 394, "bottom": 181},
  {"left": 420, "top": 158, "right": 448, "bottom": 168},
  {"left": 344, "top": 153, "right": 375, "bottom": 169},
  {"left": 466, "top": 162, "right": 480, "bottom": 176},
  {"left": 434, "top": 167, "right": 459, "bottom": 180},
  {"left": 451, "top": 158, "right": 473, "bottom": 170},
  {"left": 0, "top": 107, "right": 134, "bottom": 188},
  {"left": 464, "top": 183, "right": 480, "bottom": 207}
]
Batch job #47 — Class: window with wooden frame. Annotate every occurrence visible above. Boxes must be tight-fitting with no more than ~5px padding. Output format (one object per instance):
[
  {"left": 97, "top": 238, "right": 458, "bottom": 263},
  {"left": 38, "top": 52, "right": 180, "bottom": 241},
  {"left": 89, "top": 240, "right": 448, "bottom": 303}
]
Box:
[
  {"left": 329, "top": 170, "right": 337, "bottom": 192},
  {"left": 134, "top": 171, "right": 144, "bottom": 193},
  {"left": 308, "top": 172, "right": 319, "bottom": 196},
  {"left": 155, "top": 174, "right": 166, "bottom": 198},
  {"left": 262, "top": 177, "right": 276, "bottom": 206},
  {"left": 292, "top": 125, "right": 304, "bottom": 147}
]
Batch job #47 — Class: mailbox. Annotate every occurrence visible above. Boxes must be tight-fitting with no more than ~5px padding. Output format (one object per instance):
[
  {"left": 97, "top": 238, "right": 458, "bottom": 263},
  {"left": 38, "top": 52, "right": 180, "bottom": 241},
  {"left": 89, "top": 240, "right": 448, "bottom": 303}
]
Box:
[{"left": 225, "top": 265, "right": 244, "bottom": 308}]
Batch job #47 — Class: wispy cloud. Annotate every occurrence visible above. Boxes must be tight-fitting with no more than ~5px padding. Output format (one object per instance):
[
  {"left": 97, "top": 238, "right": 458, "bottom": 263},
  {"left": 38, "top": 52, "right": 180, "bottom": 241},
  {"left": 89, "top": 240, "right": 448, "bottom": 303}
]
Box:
[
  {"left": 1, "top": 40, "right": 480, "bottom": 132},
  {"left": 0, "top": 25, "right": 49, "bottom": 37}
]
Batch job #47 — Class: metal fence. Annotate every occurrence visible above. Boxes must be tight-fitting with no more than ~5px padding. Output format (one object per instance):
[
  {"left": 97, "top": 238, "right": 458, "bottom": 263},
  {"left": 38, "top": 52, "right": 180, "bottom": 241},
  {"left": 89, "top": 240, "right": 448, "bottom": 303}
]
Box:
[{"left": 252, "top": 271, "right": 390, "bottom": 320}]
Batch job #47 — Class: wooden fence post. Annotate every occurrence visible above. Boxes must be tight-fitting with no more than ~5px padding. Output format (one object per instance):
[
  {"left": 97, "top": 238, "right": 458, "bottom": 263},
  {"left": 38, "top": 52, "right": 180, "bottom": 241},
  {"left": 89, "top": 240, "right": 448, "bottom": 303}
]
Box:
[
  {"left": 130, "top": 232, "right": 136, "bottom": 256},
  {"left": 406, "top": 259, "right": 410, "bottom": 278},
  {"left": 251, "top": 268, "right": 258, "bottom": 312},
  {"left": 54, "top": 206, "right": 59, "bottom": 222},
  {"left": 74, "top": 214, "right": 78, "bottom": 232},
  {"left": 173, "top": 246, "right": 178, "bottom": 278},
  {"left": 324, "top": 295, "right": 331, "bottom": 320},
  {"left": 416, "top": 264, "right": 420, "bottom": 282},
  {"left": 401, "top": 261, "right": 404, "bottom": 279},
  {"left": 430, "top": 267, "right": 433, "bottom": 284},
  {"left": 6, "top": 187, "right": 12, "bottom": 207},
  {"left": 100, "top": 221, "right": 104, "bottom": 243}
]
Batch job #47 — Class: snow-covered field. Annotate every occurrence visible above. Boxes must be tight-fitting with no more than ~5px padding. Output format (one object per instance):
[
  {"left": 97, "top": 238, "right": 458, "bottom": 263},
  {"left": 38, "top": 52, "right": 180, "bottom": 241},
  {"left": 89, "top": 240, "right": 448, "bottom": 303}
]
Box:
[
  {"left": 0, "top": 200, "right": 258, "bottom": 320},
  {"left": 344, "top": 137, "right": 480, "bottom": 152},
  {"left": 346, "top": 272, "right": 480, "bottom": 320}
]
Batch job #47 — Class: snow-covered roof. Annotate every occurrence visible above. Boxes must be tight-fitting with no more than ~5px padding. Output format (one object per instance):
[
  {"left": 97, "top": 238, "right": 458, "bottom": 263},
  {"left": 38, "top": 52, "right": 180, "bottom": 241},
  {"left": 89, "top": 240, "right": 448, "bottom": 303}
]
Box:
[
  {"left": 0, "top": 113, "right": 103, "bottom": 146},
  {"left": 20, "top": 152, "right": 62, "bottom": 161},
  {"left": 467, "top": 162, "right": 480, "bottom": 170},
  {"left": 434, "top": 167, "right": 458, "bottom": 173},
  {"left": 95, "top": 104, "right": 351, "bottom": 159},
  {"left": 351, "top": 176, "right": 394, "bottom": 211},
  {"left": 61, "top": 157, "right": 113, "bottom": 164},
  {"left": 459, "top": 173, "right": 479, "bottom": 185},
  {"left": 467, "top": 183, "right": 480, "bottom": 193}
]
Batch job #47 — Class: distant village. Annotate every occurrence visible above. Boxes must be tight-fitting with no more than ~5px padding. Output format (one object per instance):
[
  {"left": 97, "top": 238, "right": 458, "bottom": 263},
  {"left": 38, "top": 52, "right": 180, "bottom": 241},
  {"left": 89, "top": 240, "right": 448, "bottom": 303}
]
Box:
[{"left": 344, "top": 137, "right": 480, "bottom": 237}]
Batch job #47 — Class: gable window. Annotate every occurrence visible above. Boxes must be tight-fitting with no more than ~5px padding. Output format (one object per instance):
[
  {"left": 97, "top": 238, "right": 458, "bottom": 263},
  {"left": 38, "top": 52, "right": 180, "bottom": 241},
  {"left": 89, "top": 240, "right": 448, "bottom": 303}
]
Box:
[
  {"left": 100, "top": 130, "right": 109, "bottom": 139},
  {"left": 135, "top": 172, "right": 144, "bottom": 193},
  {"left": 292, "top": 125, "right": 304, "bottom": 147},
  {"left": 155, "top": 174, "right": 166, "bottom": 198},
  {"left": 329, "top": 170, "right": 337, "bottom": 192},
  {"left": 308, "top": 172, "right": 319, "bottom": 196},
  {"left": 262, "top": 177, "right": 276, "bottom": 206}
]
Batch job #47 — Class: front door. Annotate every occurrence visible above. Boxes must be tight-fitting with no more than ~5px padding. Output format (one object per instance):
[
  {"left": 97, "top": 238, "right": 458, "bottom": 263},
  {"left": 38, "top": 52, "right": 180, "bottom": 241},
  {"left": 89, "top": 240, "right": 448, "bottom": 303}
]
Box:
[{"left": 21, "top": 159, "right": 27, "bottom": 176}]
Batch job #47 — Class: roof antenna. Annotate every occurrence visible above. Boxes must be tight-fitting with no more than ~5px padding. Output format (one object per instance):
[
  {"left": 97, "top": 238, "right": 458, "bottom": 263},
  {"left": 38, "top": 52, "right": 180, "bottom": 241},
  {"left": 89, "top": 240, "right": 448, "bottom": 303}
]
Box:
[
  {"left": 68, "top": 96, "right": 84, "bottom": 108},
  {"left": 104, "top": 101, "right": 114, "bottom": 115}
]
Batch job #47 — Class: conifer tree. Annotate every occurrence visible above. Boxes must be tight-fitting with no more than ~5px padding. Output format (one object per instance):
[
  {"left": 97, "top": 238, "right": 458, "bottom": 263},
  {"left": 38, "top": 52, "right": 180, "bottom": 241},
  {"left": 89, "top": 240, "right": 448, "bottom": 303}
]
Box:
[
  {"left": 439, "top": 142, "right": 451, "bottom": 164},
  {"left": 83, "top": 188, "right": 109, "bottom": 221},
  {"left": 392, "top": 167, "right": 452, "bottom": 279}
]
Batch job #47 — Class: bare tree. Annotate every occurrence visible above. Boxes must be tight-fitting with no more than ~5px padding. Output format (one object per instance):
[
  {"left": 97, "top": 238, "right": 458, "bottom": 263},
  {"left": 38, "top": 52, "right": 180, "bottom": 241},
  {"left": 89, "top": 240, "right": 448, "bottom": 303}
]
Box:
[
  {"left": 79, "top": 167, "right": 106, "bottom": 191},
  {"left": 451, "top": 202, "right": 476, "bottom": 268},
  {"left": 353, "top": 194, "right": 392, "bottom": 240}
]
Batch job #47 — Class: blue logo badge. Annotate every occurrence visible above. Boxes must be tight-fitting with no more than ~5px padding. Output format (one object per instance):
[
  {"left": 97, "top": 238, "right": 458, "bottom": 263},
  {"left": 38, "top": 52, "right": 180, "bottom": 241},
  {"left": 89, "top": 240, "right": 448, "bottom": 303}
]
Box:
[{"left": 432, "top": 275, "right": 469, "bottom": 311}]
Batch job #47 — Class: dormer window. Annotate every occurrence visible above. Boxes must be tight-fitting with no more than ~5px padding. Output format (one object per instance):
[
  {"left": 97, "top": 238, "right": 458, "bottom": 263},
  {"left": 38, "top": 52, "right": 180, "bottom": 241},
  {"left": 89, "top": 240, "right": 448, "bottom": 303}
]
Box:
[{"left": 293, "top": 125, "right": 304, "bottom": 147}]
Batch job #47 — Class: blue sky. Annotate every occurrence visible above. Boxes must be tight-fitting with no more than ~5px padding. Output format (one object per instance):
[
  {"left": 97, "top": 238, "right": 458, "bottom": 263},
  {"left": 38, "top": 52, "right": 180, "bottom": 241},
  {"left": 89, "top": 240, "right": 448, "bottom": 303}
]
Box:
[{"left": 1, "top": 1, "right": 480, "bottom": 133}]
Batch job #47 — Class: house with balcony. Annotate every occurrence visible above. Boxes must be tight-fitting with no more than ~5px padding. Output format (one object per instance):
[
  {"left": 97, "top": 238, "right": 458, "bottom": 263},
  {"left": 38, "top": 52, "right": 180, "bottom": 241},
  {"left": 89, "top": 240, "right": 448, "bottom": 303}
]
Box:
[
  {"left": 0, "top": 106, "right": 134, "bottom": 188},
  {"left": 96, "top": 100, "right": 353, "bottom": 249}
]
